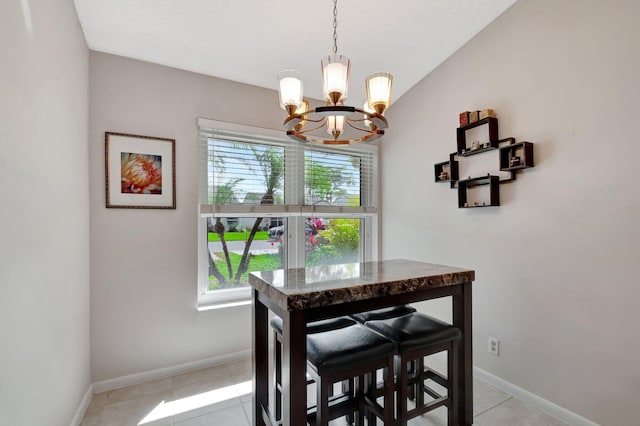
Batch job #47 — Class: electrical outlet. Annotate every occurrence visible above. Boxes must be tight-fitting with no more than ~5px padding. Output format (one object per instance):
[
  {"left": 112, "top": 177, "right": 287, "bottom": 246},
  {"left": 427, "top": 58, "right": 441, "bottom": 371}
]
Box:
[{"left": 488, "top": 336, "right": 500, "bottom": 356}]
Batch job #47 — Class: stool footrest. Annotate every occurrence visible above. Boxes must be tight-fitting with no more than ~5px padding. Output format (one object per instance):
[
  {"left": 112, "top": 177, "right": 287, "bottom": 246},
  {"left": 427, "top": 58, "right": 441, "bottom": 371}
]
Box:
[
  {"left": 306, "top": 393, "right": 358, "bottom": 424},
  {"left": 424, "top": 367, "right": 447, "bottom": 388},
  {"left": 407, "top": 394, "right": 448, "bottom": 418},
  {"left": 423, "top": 383, "right": 445, "bottom": 401},
  {"left": 406, "top": 367, "right": 448, "bottom": 387},
  {"left": 363, "top": 393, "right": 386, "bottom": 420}
]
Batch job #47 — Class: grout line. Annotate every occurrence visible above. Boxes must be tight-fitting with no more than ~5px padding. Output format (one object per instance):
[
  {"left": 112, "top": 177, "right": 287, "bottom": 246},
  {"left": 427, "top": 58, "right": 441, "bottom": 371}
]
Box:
[
  {"left": 240, "top": 398, "right": 251, "bottom": 425},
  {"left": 473, "top": 396, "right": 514, "bottom": 418}
]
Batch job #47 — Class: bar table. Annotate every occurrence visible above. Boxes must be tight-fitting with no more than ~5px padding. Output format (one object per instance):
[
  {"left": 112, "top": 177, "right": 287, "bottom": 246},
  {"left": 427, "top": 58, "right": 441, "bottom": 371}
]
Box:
[{"left": 249, "top": 259, "right": 475, "bottom": 425}]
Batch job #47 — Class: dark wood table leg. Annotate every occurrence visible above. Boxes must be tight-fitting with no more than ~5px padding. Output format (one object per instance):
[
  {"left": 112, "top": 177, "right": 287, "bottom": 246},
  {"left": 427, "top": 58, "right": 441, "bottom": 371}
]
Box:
[
  {"left": 281, "top": 310, "right": 307, "bottom": 426},
  {"left": 453, "top": 281, "right": 473, "bottom": 425},
  {"left": 252, "top": 289, "right": 268, "bottom": 426}
]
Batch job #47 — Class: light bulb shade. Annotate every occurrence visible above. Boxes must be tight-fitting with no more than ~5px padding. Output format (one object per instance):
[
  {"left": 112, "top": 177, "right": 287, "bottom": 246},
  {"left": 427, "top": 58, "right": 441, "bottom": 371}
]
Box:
[
  {"left": 326, "top": 115, "right": 345, "bottom": 138},
  {"left": 296, "top": 99, "right": 309, "bottom": 115},
  {"left": 278, "top": 70, "right": 304, "bottom": 113},
  {"left": 363, "top": 101, "right": 375, "bottom": 130},
  {"left": 365, "top": 72, "right": 393, "bottom": 114},
  {"left": 322, "top": 55, "right": 350, "bottom": 105}
]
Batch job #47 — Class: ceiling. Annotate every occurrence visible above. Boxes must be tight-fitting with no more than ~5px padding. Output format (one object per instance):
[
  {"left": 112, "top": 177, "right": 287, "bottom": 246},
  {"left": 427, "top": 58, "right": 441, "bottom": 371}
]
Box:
[{"left": 74, "top": 0, "right": 518, "bottom": 107}]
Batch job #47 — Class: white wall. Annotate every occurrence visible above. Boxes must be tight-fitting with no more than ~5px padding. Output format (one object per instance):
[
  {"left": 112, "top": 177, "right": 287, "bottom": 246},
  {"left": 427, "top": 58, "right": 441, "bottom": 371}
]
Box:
[
  {"left": 0, "top": 0, "right": 90, "bottom": 424},
  {"left": 381, "top": 0, "right": 640, "bottom": 424},
  {"left": 89, "top": 52, "right": 284, "bottom": 382}
]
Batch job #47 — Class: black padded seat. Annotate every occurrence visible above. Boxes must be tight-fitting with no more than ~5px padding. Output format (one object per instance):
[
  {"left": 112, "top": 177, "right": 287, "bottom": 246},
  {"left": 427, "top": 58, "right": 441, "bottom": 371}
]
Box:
[
  {"left": 364, "top": 312, "right": 461, "bottom": 426},
  {"left": 305, "top": 323, "right": 396, "bottom": 425},
  {"left": 364, "top": 313, "right": 461, "bottom": 352},
  {"left": 350, "top": 304, "right": 416, "bottom": 324},
  {"left": 306, "top": 323, "right": 397, "bottom": 376}
]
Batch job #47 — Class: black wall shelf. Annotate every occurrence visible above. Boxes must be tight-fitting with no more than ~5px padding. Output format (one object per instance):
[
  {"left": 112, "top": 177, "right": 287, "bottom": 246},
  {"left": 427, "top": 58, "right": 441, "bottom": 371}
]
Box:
[
  {"left": 457, "top": 117, "right": 498, "bottom": 155},
  {"left": 434, "top": 111, "right": 535, "bottom": 208},
  {"left": 500, "top": 141, "right": 534, "bottom": 171},
  {"left": 458, "top": 175, "right": 500, "bottom": 208},
  {"left": 434, "top": 153, "right": 459, "bottom": 188}
]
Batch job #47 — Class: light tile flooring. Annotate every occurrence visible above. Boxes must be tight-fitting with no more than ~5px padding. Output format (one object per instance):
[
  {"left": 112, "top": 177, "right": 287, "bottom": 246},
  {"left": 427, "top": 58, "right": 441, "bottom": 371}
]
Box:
[{"left": 81, "top": 357, "right": 568, "bottom": 426}]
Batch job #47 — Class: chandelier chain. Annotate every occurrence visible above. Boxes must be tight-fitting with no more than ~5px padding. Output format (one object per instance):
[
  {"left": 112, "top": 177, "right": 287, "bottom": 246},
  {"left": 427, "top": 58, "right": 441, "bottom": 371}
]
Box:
[{"left": 332, "top": 0, "right": 338, "bottom": 54}]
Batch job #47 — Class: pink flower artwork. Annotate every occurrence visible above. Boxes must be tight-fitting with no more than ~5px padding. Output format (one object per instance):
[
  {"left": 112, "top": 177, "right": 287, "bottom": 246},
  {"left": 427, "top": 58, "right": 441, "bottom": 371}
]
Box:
[{"left": 120, "top": 152, "right": 163, "bottom": 194}]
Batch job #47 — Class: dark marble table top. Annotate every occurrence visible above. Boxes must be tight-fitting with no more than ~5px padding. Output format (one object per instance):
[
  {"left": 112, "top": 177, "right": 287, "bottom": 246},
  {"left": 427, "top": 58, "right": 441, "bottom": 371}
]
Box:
[{"left": 249, "top": 259, "right": 475, "bottom": 311}]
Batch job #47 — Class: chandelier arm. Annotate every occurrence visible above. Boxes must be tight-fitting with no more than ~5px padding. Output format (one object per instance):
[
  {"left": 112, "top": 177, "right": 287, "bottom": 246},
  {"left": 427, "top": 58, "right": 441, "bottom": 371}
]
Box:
[
  {"left": 283, "top": 112, "right": 327, "bottom": 131},
  {"left": 353, "top": 107, "right": 388, "bottom": 129},
  {"left": 295, "top": 130, "right": 384, "bottom": 145},
  {"left": 300, "top": 116, "right": 326, "bottom": 124},
  {"left": 345, "top": 120, "right": 373, "bottom": 133},
  {"left": 295, "top": 119, "right": 328, "bottom": 134},
  {"left": 353, "top": 107, "right": 386, "bottom": 120}
]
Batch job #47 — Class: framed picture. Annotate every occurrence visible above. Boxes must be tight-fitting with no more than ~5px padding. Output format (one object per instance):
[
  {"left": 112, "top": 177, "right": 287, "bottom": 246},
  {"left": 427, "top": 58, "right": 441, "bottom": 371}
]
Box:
[{"left": 105, "top": 132, "right": 176, "bottom": 209}]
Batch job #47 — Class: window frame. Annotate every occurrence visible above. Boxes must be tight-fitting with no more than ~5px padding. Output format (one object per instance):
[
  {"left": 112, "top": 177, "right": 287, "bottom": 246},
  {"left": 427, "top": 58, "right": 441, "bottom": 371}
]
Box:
[{"left": 196, "top": 118, "right": 378, "bottom": 310}]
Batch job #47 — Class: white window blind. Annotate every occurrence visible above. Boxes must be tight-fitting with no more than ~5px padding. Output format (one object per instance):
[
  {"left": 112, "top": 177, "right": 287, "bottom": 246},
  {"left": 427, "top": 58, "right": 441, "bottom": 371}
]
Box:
[{"left": 197, "top": 118, "right": 377, "bottom": 218}]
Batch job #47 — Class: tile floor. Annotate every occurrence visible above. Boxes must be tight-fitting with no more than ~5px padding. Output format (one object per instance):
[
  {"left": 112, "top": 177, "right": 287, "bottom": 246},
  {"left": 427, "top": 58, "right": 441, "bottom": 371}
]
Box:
[{"left": 81, "top": 357, "right": 568, "bottom": 426}]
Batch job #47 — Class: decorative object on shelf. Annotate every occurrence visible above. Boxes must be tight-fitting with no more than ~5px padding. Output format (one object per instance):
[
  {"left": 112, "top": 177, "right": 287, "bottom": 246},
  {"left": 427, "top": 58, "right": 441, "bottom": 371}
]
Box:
[
  {"left": 479, "top": 109, "right": 495, "bottom": 120},
  {"left": 434, "top": 154, "right": 459, "bottom": 186},
  {"left": 105, "top": 132, "right": 176, "bottom": 209},
  {"left": 434, "top": 110, "right": 536, "bottom": 208},
  {"left": 469, "top": 110, "right": 479, "bottom": 123},
  {"left": 277, "top": 0, "right": 392, "bottom": 145},
  {"left": 456, "top": 117, "right": 499, "bottom": 155},
  {"left": 459, "top": 111, "right": 470, "bottom": 126},
  {"left": 500, "top": 141, "right": 534, "bottom": 170}
]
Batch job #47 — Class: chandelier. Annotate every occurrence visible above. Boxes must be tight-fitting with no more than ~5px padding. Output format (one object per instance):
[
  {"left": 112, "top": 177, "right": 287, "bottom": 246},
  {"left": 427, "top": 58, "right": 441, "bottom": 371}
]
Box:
[{"left": 277, "top": 0, "right": 393, "bottom": 145}]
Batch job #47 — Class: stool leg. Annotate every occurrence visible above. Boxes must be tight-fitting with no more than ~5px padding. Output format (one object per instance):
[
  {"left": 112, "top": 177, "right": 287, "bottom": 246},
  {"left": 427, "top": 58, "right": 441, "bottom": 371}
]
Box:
[
  {"left": 355, "top": 374, "right": 365, "bottom": 426},
  {"left": 397, "top": 355, "right": 409, "bottom": 426},
  {"left": 365, "top": 372, "right": 376, "bottom": 424},
  {"left": 344, "top": 379, "right": 355, "bottom": 425},
  {"left": 415, "top": 356, "right": 425, "bottom": 412},
  {"left": 383, "top": 356, "right": 395, "bottom": 425},
  {"left": 448, "top": 341, "right": 459, "bottom": 426},
  {"left": 317, "top": 376, "right": 330, "bottom": 426},
  {"left": 273, "top": 331, "right": 282, "bottom": 421}
]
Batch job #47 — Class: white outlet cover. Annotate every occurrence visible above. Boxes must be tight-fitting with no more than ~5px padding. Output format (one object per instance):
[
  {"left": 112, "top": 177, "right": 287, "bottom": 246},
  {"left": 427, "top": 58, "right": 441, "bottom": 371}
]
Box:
[{"left": 488, "top": 337, "right": 500, "bottom": 356}]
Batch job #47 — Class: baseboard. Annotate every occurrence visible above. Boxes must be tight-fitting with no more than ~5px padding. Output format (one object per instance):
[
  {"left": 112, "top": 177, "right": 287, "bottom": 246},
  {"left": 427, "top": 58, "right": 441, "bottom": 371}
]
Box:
[
  {"left": 92, "top": 349, "right": 251, "bottom": 393},
  {"left": 473, "top": 366, "right": 600, "bottom": 426},
  {"left": 70, "top": 383, "right": 94, "bottom": 426}
]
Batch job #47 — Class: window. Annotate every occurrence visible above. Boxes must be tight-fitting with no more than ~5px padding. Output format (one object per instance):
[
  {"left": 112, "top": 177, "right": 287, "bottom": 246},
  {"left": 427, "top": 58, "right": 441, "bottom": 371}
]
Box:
[{"left": 197, "top": 118, "right": 378, "bottom": 308}]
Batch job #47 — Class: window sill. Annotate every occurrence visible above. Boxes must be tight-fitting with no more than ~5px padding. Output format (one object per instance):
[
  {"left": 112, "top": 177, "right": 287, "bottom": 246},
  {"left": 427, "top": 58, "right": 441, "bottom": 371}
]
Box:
[{"left": 197, "top": 299, "right": 251, "bottom": 311}]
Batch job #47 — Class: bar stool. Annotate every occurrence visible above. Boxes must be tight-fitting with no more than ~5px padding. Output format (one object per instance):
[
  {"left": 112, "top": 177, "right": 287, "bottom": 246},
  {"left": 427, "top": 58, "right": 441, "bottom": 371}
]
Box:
[
  {"left": 306, "top": 322, "right": 396, "bottom": 425},
  {"left": 351, "top": 305, "right": 419, "bottom": 400},
  {"left": 270, "top": 316, "right": 356, "bottom": 423},
  {"left": 271, "top": 317, "right": 396, "bottom": 425},
  {"left": 364, "top": 312, "right": 462, "bottom": 426}
]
